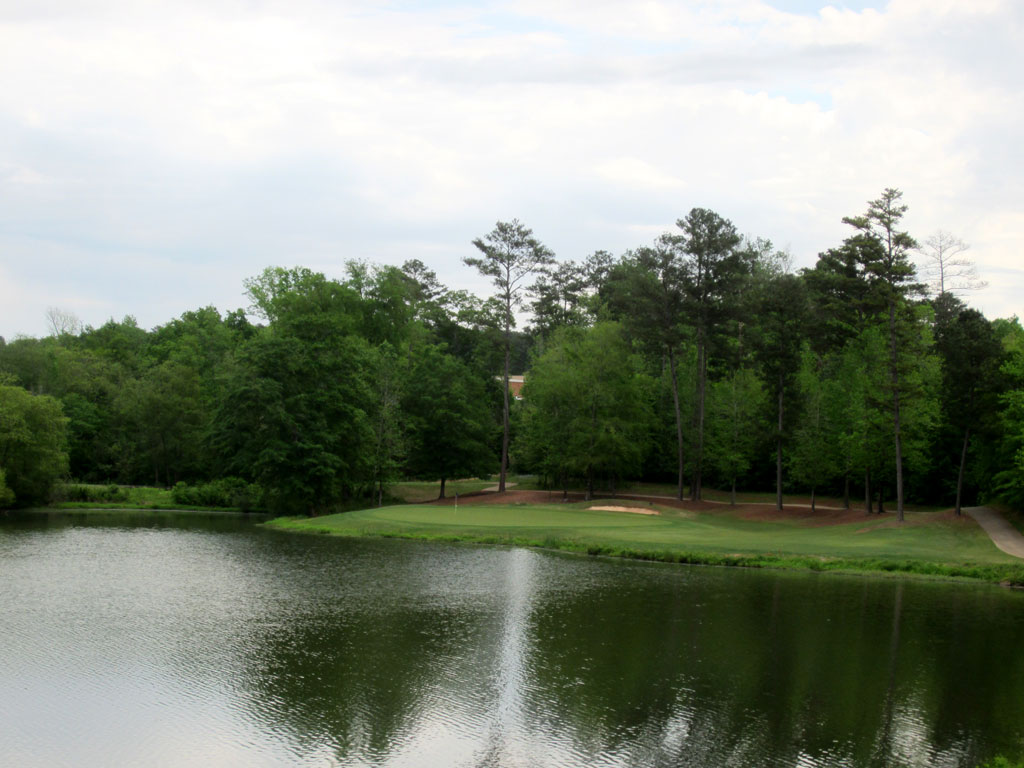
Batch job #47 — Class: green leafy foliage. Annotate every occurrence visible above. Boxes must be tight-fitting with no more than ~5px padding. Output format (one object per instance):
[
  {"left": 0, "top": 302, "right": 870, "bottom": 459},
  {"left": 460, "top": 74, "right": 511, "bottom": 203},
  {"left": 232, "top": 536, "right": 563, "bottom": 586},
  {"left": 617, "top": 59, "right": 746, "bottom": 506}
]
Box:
[
  {"left": 705, "top": 367, "right": 764, "bottom": 502},
  {"left": 171, "top": 478, "right": 262, "bottom": 510},
  {"left": 401, "top": 344, "right": 497, "bottom": 496},
  {"left": 2, "top": 189, "right": 1023, "bottom": 519},
  {"left": 212, "top": 317, "right": 375, "bottom": 515},
  {"left": 117, "top": 361, "right": 204, "bottom": 486},
  {"left": 58, "top": 483, "right": 129, "bottom": 503},
  {"left": 0, "top": 384, "right": 69, "bottom": 505},
  {"left": 367, "top": 345, "right": 407, "bottom": 506},
  {"left": 517, "top": 322, "right": 652, "bottom": 497},
  {"left": 787, "top": 349, "right": 842, "bottom": 504},
  {"left": 0, "top": 468, "right": 15, "bottom": 508},
  {"left": 602, "top": 243, "right": 692, "bottom": 498},
  {"left": 993, "top": 330, "right": 1024, "bottom": 507}
]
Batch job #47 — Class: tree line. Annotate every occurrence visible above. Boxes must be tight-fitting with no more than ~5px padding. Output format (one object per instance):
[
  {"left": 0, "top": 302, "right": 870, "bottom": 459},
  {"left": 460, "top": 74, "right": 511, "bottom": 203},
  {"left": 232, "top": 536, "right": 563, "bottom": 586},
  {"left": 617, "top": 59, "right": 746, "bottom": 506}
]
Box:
[{"left": 2, "top": 188, "right": 1023, "bottom": 517}]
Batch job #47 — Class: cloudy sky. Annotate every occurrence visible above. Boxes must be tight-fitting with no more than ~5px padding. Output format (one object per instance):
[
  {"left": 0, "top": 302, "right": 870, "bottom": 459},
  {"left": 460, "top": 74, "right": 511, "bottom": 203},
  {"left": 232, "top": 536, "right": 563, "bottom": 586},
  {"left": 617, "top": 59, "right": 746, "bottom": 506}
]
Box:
[{"left": 1, "top": 0, "right": 1021, "bottom": 338}]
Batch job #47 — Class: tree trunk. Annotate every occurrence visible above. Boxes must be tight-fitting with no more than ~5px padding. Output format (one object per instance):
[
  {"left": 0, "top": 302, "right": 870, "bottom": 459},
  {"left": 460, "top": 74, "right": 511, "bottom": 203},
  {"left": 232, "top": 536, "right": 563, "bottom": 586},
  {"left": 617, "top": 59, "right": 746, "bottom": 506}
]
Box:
[
  {"left": 499, "top": 323, "right": 511, "bottom": 494},
  {"left": 776, "top": 374, "right": 783, "bottom": 512},
  {"left": 811, "top": 487, "right": 816, "bottom": 512},
  {"left": 889, "top": 301, "right": 905, "bottom": 523},
  {"left": 878, "top": 486, "right": 885, "bottom": 514},
  {"left": 865, "top": 468, "right": 872, "bottom": 515},
  {"left": 159, "top": 434, "right": 168, "bottom": 489},
  {"left": 439, "top": 477, "right": 446, "bottom": 500},
  {"left": 877, "top": 582, "right": 905, "bottom": 757},
  {"left": 692, "top": 339, "right": 706, "bottom": 501},
  {"left": 669, "top": 348, "right": 685, "bottom": 501},
  {"left": 843, "top": 473, "right": 850, "bottom": 510},
  {"left": 589, "top": 401, "right": 601, "bottom": 502},
  {"left": 731, "top": 373, "right": 739, "bottom": 507},
  {"left": 377, "top": 479, "right": 384, "bottom": 508},
  {"left": 955, "top": 425, "right": 970, "bottom": 517}
]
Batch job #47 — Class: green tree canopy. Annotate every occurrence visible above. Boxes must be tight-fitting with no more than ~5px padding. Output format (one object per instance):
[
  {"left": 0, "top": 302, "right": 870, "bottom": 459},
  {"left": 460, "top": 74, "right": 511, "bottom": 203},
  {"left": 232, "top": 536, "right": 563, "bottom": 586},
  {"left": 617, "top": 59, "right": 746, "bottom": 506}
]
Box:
[
  {"left": 603, "top": 244, "right": 690, "bottom": 499},
  {"left": 401, "top": 344, "right": 497, "bottom": 498},
  {"left": 213, "top": 271, "right": 376, "bottom": 514},
  {"left": 0, "top": 383, "right": 69, "bottom": 506},
  {"left": 518, "top": 322, "right": 651, "bottom": 499}
]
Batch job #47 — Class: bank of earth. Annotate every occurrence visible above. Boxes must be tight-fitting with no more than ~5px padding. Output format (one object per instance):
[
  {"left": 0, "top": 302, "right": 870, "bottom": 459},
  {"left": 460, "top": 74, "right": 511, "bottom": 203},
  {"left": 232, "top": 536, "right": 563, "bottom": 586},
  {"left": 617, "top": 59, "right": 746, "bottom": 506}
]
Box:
[{"left": 266, "top": 490, "right": 1024, "bottom": 586}]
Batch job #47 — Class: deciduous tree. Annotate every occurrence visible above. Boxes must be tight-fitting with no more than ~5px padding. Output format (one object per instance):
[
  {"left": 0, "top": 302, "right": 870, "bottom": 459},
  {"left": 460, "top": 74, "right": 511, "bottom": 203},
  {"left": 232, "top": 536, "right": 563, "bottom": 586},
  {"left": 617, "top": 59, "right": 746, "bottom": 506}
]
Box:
[
  {"left": 519, "top": 323, "right": 651, "bottom": 499},
  {"left": 706, "top": 367, "right": 764, "bottom": 505},
  {"left": 789, "top": 350, "right": 842, "bottom": 511},
  {"left": 0, "top": 383, "right": 69, "bottom": 505},
  {"left": 917, "top": 230, "right": 986, "bottom": 297},
  {"left": 402, "top": 345, "right": 497, "bottom": 498},
  {"left": 213, "top": 271, "right": 375, "bottom": 514}
]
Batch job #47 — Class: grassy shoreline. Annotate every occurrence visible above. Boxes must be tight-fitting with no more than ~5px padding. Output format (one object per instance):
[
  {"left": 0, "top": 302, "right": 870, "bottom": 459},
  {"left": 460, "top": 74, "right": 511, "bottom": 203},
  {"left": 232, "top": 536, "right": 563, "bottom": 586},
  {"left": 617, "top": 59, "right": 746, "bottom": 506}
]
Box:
[
  {"left": 38, "top": 481, "right": 1024, "bottom": 586},
  {"left": 267, "top": 521, "right": 1024, "bottom": 586},
  {"left": 265, "top": 500, "right": 1024, "bottom": 587}
]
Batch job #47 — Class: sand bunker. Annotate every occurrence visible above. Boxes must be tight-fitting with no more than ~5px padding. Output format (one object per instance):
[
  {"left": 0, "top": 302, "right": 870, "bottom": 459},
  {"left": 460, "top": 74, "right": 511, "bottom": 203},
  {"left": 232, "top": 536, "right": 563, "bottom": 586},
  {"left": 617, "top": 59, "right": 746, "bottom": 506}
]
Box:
[{"left": 588, "top": 505, "right": 660, "bottom": 515}]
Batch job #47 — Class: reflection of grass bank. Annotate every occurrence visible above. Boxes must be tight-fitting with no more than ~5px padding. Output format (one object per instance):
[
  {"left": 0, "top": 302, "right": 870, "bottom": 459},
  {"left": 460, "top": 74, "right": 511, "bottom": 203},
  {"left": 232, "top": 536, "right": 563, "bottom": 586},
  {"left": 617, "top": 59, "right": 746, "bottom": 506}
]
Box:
[{"left": 266, "top": 501, "right": 1024, "bottom": 586}]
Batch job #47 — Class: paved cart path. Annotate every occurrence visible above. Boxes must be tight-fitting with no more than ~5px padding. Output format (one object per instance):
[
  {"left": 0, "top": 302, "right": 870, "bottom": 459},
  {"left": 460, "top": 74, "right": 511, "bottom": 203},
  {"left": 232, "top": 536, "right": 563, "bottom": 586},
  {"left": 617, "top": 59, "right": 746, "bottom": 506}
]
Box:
[{"left": 966, "top": 506, "right": 1024, "bottom": 559}]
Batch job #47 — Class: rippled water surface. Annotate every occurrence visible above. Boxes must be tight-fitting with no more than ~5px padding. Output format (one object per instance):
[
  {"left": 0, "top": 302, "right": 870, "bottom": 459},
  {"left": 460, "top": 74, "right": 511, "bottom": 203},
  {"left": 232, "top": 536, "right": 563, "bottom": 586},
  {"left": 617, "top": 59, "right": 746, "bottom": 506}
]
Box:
[{"left": 2, "top": 511, "right": 1024, "bottom": 767}]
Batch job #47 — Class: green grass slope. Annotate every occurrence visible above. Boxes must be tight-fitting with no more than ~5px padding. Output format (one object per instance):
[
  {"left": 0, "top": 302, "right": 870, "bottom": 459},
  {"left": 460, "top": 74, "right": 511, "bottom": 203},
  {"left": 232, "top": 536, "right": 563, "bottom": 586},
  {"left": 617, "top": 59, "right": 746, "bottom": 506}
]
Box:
[{"left": 266, "top": 501, "right": 1024, "bottom": 585}]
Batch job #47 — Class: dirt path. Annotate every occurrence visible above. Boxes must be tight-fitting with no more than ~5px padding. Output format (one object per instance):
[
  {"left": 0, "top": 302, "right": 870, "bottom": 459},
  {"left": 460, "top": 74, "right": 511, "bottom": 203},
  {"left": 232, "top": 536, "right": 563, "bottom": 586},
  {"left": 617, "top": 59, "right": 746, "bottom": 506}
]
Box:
[
  {"left": 481, "top": 482, "right": 517, "bottom": 493},
  {"left": 478, "top": 485, "right": 850, "bottom": 511},
  {"left": 619, "top": 492, "right": 848, "bottom": 512},
  {"left": 443, "top": 489, "right": 864, "bottom": 524},
  {"left": 966, "top": 506, "right": 1024, "bottom": 559}
]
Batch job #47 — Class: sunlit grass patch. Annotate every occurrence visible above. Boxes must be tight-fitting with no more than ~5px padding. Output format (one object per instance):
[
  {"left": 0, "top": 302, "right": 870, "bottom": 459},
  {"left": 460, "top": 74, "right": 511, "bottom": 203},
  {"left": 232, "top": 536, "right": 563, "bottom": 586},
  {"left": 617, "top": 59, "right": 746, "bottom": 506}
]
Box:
[{"left": 266, "top": 501, "right": 1024, "bottom": 585}]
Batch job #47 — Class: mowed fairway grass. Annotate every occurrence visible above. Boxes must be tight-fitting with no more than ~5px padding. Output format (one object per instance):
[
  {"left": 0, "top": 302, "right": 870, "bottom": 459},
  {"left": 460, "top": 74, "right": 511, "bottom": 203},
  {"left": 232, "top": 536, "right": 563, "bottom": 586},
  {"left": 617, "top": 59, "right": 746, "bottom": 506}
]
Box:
[{"left": 266, "top": 500, "right": 1024, "bottom": 585}]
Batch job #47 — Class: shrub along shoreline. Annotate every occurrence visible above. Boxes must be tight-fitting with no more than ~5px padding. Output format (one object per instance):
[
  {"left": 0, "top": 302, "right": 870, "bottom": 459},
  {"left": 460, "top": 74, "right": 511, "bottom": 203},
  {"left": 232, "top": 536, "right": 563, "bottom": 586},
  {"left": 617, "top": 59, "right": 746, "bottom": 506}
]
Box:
[{"left": 48, "top": 482, "right": 253, "bottom": 513}]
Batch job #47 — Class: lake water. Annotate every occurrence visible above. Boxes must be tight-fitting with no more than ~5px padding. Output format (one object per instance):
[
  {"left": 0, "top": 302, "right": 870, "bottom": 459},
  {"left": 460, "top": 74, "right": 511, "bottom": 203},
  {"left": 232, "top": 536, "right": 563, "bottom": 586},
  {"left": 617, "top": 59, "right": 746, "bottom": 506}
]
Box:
[{"left": 2, "top": 511, "right": 1023, "bottom": 767}]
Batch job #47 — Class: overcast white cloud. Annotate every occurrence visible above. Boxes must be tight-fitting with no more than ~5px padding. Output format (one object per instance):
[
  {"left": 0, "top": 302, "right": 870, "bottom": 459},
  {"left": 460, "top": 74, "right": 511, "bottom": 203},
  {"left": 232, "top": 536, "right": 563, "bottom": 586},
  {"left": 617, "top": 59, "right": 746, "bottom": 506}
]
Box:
[{"left": 1, "top": 0, "right": 1021, "bottom": 337}]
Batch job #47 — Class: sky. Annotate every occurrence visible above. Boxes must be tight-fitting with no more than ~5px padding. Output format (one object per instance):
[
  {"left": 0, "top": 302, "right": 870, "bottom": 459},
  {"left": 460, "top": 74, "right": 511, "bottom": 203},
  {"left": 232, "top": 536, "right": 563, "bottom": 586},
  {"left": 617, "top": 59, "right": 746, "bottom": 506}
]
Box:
[{"left": 1, "top": 0, "right": 1021, "bottom": 338}]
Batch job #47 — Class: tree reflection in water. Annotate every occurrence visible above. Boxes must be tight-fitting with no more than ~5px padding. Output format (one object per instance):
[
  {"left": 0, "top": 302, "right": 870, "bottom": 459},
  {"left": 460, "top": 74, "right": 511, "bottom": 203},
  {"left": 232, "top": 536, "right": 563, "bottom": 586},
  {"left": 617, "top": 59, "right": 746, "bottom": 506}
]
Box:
[{"left": 2, "top": 514, "right": 1023, "bottom": 767}]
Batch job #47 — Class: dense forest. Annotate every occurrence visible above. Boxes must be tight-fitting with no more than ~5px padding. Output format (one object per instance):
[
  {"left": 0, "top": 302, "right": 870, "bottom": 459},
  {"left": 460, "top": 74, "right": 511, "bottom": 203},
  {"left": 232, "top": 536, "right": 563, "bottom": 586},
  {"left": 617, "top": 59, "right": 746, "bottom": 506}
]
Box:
[{"left": 2, "top": 188, "right": 1023, "bottom": 517}]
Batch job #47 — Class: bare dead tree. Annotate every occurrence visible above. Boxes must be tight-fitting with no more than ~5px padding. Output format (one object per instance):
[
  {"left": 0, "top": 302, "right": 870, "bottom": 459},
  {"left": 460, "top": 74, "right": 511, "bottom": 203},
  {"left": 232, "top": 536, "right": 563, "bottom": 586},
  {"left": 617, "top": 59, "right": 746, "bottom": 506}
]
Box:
[
  {"left": 45, "top": 307, "right": 81, "bottom": 338},
  {"left": 916, "top": 231, "right": 987, "bottom": 297}
]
